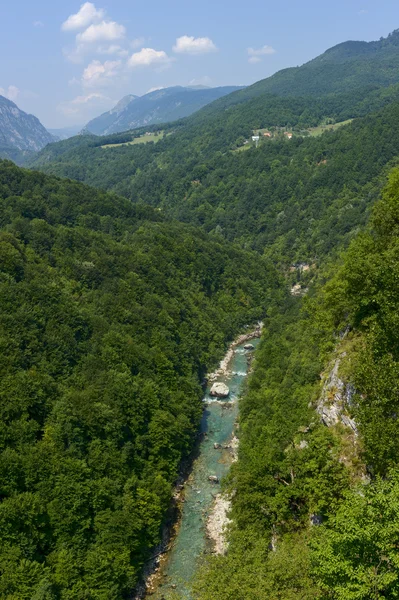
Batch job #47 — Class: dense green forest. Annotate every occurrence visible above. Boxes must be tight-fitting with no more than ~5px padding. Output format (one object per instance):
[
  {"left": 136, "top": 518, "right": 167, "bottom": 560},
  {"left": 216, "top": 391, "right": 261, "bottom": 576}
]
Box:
[
  {"left": 194, "top": 169, "right": 399, "bottom": 599},
  {"left": 29, "top": 99, "right": 399, "bottom": 265},
  {"left": 0, "top": 161, "right": 279, "bottom": 599}
]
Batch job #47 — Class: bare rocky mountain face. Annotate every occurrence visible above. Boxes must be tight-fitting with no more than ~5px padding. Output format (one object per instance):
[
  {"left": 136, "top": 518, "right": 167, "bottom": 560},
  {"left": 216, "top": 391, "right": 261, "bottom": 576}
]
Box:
[{"left": 0, "top": 95, "right": 54, "bottom": 157}]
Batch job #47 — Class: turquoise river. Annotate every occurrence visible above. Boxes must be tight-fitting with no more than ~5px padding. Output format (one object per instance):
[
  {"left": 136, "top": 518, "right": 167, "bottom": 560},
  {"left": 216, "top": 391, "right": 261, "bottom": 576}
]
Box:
[{"left": 148, "top": 337, "right": 260, "bottom": 599}]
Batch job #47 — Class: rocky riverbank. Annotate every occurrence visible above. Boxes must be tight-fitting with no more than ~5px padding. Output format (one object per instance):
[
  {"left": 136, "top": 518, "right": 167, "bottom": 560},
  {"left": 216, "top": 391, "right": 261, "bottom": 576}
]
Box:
[
  {"left": 207, "top": 494, "right": 232, "bottom": 555},
  {"left": 135, "top": 325, "right": 263, "bottom": 598},
  {"left": 206, "top": 327, "right": 262, "bottom": 556},
  {"left": 207, "top": 322, "right": 263, "bottom": 384}
]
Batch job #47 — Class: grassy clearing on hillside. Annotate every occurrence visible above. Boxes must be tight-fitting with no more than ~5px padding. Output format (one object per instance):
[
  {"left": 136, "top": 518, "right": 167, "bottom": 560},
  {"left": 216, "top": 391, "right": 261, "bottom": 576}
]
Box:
[
  {"left": 308, "top": 119, "right": 353, "bottom": 137},
  {"left": 102, "top": 131, "right": 164, "bottom": 148},
  {"left": 232, "top": 143, "right": 252, "bottom": 153}
]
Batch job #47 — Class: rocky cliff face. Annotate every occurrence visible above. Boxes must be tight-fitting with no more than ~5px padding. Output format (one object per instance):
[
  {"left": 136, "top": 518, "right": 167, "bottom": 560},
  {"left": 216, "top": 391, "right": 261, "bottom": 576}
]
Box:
[
  {"left": 317, "top": 353, "right": 358, "bottom": 435},
  {"left": 0, "top": 95, "right": 54, "bottom": 153}
]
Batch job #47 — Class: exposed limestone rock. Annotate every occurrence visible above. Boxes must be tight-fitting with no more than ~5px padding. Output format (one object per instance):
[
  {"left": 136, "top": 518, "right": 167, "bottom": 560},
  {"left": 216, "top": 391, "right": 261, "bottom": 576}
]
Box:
[
  {"left": 207, "top": 494, "right": 232, "bottom": 555},
  {"left": 341, "top": 414, "right": 358, "bottom": 433},
  {"left": 317, "top": 355, "right": 359, "bottom": 436},
  {"left": 210, "top": 382, "right": 230, "bottom": 398},
  {"left": 268, "top": 525, "right": 278, "bottom": 551}
]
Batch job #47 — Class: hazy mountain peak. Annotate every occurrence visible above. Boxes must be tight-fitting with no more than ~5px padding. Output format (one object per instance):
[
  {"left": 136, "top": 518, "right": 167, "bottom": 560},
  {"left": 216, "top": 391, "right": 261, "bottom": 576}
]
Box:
[
  {"left": 84, "top": 85, "right": 243, "bottom": 135},
  {"left": 110, "top": 94, "right": 140, "bottom": 115}
]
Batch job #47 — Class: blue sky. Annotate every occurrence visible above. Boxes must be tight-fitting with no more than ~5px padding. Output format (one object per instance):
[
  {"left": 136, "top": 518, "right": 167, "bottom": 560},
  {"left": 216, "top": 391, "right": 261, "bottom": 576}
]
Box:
[{"left": 1, "top": 0, "right": 399, "bottom": 128}]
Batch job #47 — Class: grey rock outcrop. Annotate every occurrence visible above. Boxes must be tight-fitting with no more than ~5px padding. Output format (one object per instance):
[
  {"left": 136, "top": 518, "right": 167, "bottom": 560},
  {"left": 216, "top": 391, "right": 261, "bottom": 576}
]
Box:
[
  {"left": 210, "top": 382, "right": 230, "bottom": 398},
  {"left": 0, "top": 95, "right": 54, "bottom": 154},
  {"left": 317, "top": 355, "right": 359, "bottom": 436},
  {"left": 208, "top": 475, "right": 219, "bottom": 483}
]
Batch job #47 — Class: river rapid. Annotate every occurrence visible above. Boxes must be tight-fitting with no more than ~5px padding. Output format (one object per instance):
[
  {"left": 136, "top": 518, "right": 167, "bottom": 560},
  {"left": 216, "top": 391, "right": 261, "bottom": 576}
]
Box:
[{"left": 145, "top": 335, "right": 261, "bottom": 599}]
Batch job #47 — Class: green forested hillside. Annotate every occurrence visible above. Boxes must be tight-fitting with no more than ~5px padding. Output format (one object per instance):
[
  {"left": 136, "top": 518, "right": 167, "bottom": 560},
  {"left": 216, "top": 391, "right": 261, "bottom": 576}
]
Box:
[
  {"left": 208, "top": 29, "right": 399, "bottom": 102},
  {"left": 29, "top": 29, "right": 399, "bottom": 174},
  {"left": 29, "top": 100, "right": 399, "bottom": 264},
  {"left": 29, "top": 83, "right": 399, "bottom": 175},
  {"left": 194, "top": 169, "right": 399, "bottom": 599},
  {"left": 0, "top": 160, "right": 277, "bottom": 599}
]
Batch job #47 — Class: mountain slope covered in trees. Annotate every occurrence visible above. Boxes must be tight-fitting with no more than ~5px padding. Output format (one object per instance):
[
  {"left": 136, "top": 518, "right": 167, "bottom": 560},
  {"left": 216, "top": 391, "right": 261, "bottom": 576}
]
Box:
[
  {"left": 26, "top": 33, "right": 399, "bottom": 266},
  {"left": 28, "top": 99, "right": 399, "bottom": 265},
  {"left": 0, "top": 160, "right": 278, "bottom": 599}
]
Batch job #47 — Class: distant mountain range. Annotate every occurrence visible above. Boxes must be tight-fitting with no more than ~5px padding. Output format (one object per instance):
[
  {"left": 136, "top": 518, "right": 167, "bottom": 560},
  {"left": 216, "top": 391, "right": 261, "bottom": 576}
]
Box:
[
  {"left": 83, "top": 86, "right": 242, "bottom": 135},
  {"left": 0, "top": 95, "right": 54, "bottom": 161},
  {"left": 48, "top": 125, "right": 83, "bottom": 141}
]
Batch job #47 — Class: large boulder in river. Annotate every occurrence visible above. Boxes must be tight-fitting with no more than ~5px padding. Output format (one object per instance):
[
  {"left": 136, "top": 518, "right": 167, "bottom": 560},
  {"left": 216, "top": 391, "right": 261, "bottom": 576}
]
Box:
[
  {"left": 244, "top": 343, "right": 255, "bottom": 350},
  {"left": 210, "top": 382, "right": 230, "bottom": 398}
]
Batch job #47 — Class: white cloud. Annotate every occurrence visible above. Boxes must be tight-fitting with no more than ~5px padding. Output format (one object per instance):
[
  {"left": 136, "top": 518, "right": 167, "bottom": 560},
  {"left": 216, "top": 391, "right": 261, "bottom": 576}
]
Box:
[
  {"left": 82, "top": 59, "right": 121, "bottom": 87},
  {"left": 57, "top": 92, "right": 113, "bottom": 119},
  {"left": 71, "top": 92, "right": 107, "bottom": 104},
  {"left": 77, "top": 20, "right": 126, "bottom": 44},
  {"left": 62, "top": 2, "right": 105, "bottom": 31},
  {"left": 358, "top": 9, "right": 368, "bottom": 14},
  {"left": 131, "top": 37, "right": 146, "bottom": 49},
  {"left": 173, "top": 35, "right": 217, "bottom": 55},
  {"left": 0, "top": 85, "right": 20, "bottom": 101},
  {"left": 97, "top": 44, "right": 128, "bottom": 56},
  {"left": 62, "top": 4, "right": 127, "bottom": 64},
  {"left": 33, "top": 20, "right": 44, "bottom": 27},
  {"left": 128, "top": 47, "right": 172, "bottom": 69},
  {"left": 64, "top": 18, "right": 126, "bottom": 63},
  {"left": 247, "top": 45, "right": 276, "bottom": 63}
]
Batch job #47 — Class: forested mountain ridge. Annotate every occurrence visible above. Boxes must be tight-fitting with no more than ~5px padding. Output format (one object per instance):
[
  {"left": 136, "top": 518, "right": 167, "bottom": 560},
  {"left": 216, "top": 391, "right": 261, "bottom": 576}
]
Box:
[
  {"left": 26, "top": 31, "right": 399, "bottom": 265},
  {"left": 0, "top": 95, "right": 54, "bottom": 162},
  {"left": 84, "top": 86, "right": 242, "bottom": 136},
  {"left": 0, "top": 160, "right": 278, "bottom": 599},
  {"left": 28, "top": 99, "right": 399, "bottom": 265},
  {"left": 191, "top": 28, "right": 399, "bottom": 110}
]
